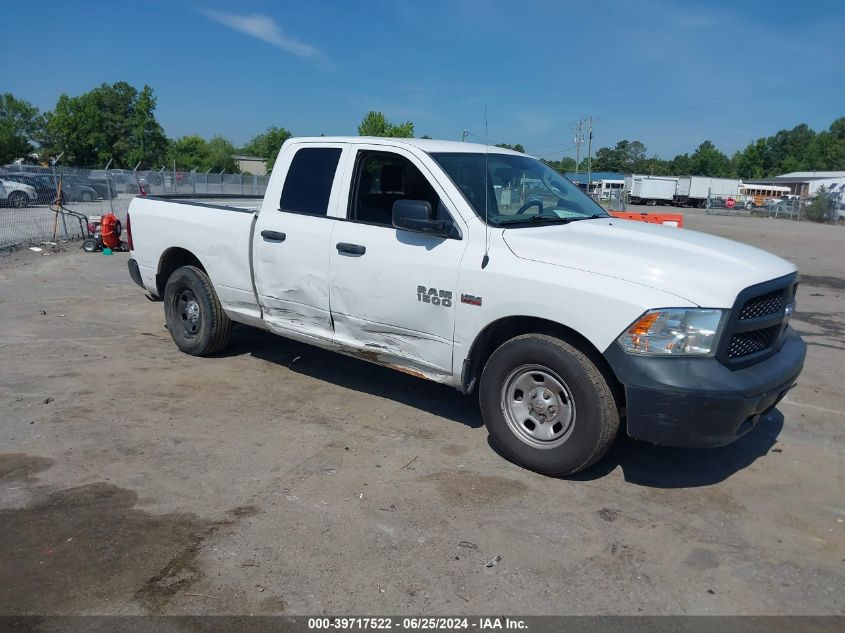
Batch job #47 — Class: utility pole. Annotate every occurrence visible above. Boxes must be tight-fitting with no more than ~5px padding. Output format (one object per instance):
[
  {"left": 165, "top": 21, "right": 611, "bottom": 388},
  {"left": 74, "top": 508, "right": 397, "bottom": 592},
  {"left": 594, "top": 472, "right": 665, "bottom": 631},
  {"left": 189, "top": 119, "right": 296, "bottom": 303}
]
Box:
[
  {"left": 586, "top": 116, "right": 593, "bottom": 196},
  {"left": 574, "top": 121, "right": 583, "bottom": 176}
]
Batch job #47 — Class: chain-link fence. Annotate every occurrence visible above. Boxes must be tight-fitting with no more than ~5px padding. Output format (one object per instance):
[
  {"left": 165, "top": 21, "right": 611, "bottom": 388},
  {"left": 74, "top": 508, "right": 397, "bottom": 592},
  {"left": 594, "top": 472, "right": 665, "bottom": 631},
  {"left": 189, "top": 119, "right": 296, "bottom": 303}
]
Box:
[
  {"left": 705, "top": 193, "right": 843, "bottom": 223},
  {"left": 0, "top": 164, "right": 270, "bottom": 249},
  {"left": 590, "top": 191, "right": 627, "bottom": 211}
]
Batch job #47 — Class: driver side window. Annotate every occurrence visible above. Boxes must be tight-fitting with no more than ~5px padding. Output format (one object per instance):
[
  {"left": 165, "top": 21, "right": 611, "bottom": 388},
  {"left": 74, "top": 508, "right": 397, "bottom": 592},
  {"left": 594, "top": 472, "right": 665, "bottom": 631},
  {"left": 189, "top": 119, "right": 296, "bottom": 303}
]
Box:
[{"left": 348, "top": 151, "right": 456, "bottom": 231}]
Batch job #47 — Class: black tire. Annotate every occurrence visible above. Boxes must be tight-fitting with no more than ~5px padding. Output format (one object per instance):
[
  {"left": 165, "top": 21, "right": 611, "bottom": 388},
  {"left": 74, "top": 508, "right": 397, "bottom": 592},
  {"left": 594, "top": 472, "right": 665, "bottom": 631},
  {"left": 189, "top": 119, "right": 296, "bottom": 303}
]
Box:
[
  {"left": 80, "top": 190, "right": 93, "bottom": 202},
  {"left": 479, "top": 334, "right": 619, "bottom": 476},
  {"left": 163, "top": 265, "right": 232, "bottom": 356},
  {"left": 8, "top": 191, "right": 28, "bottom": 208},
  {"left": 82, "top": 239, "right": 98, "bottom": 253}
]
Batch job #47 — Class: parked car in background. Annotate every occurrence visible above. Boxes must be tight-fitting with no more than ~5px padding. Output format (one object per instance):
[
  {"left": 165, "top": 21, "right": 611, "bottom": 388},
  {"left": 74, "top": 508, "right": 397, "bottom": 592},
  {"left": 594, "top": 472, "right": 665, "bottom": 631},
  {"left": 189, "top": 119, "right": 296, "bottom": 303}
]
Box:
[
  {"left": 765, "top": 198, "right": 801, "bottom": 218},
  {"left": 2, "top": 173, "right": 59, "bottom": 205},
  {"left": 54, "top": 175, "right": 101, "bottom": 202},
  {"left": 2, "top": 164, "right": 53, "bottom": 175},
  {"left": 84, "top": 175, "right": 118, "bottom": 198},
  {"left": 0, "top": 178, "right": 37, "bottom": 207}
]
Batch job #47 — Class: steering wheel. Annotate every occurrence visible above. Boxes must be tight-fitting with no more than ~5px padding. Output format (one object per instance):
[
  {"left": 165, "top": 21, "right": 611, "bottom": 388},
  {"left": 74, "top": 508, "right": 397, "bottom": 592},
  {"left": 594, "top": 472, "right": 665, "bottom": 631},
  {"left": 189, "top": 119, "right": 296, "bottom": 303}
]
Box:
[{"left": 516, "top": 199, "right": 543, "bottom": 214}]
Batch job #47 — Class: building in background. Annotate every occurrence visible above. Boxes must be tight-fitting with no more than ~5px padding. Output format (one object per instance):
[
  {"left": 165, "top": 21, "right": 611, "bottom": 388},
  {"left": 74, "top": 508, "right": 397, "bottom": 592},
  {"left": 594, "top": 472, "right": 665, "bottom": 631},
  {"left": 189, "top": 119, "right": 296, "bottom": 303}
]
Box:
[
  {"left": 744, "top": 171, "right": 845, "bottom": 199},
  {"left": 233, "top": 155, "right": 267, "bottom": 176}
]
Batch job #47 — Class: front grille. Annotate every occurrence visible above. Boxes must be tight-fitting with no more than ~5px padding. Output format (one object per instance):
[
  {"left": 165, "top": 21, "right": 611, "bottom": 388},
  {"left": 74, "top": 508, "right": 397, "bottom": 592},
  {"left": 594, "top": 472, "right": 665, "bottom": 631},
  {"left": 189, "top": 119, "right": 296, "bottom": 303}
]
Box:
[
  {"left": 738, "top": 289, "right": 785, "bottom": 320},
  {"left": 727, "top": 326, "right": 781, "bottom": 359},
  {"left": 723, "top": 277, "right": 797, "bottom": 363}
]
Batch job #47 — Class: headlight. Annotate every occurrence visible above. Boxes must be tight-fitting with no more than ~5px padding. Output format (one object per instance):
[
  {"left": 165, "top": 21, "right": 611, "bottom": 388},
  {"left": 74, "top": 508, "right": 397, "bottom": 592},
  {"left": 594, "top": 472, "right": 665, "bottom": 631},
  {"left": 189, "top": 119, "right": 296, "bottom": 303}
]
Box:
[{"left": 618, "top": 308, "right": 725, "bottom": 356}]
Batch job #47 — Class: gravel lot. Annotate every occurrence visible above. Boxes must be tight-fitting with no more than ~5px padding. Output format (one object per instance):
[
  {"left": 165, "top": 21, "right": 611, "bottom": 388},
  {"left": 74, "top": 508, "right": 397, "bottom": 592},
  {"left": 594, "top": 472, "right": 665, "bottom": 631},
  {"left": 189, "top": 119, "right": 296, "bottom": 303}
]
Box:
[{"left": 0, "top": 209, "right": 842, "bottom": 616}]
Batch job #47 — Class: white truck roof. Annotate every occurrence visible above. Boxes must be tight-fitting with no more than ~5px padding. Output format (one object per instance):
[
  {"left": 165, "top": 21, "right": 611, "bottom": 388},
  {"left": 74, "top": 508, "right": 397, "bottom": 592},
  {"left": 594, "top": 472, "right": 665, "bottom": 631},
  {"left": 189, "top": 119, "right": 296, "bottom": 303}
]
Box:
[{"left": 290, "top": 136, "right": 524, "bottom": 156}]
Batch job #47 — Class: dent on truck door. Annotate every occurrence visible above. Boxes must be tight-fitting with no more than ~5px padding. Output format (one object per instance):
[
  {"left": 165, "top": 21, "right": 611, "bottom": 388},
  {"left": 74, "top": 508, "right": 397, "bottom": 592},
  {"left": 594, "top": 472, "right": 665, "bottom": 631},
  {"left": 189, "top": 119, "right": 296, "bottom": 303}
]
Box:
[
  {"left": 253, "top": 145, "right": 346, "bottom": 341},
  {"left": 329, "top": 147, "right": 468, "bottom": 383}
]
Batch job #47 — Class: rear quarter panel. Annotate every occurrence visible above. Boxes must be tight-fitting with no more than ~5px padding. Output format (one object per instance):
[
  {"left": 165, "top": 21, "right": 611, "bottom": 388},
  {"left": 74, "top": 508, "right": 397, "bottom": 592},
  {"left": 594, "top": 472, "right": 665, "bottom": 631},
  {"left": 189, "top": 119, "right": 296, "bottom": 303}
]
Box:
[{"left": 129, "top": 197, "right": 257, "bottom": 313}]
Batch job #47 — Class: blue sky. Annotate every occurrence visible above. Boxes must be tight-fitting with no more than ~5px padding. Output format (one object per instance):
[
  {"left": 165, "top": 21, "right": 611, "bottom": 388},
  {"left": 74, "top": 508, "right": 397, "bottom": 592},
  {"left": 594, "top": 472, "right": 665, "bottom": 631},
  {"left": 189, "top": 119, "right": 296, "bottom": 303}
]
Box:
[{"left": 3, "top": 0, "right": 843, "bottom": 160}]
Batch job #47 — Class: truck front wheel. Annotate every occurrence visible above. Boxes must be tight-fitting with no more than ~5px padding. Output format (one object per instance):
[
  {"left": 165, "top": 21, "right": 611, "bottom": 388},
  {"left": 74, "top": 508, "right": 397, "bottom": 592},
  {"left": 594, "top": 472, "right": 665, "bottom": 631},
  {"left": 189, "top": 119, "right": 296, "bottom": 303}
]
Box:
[
  {"left": 479, "top": 334, "right": 619, "bottom": 476},
  {"left": 163, "top": 265, "right": 232, "bottom": 356}
]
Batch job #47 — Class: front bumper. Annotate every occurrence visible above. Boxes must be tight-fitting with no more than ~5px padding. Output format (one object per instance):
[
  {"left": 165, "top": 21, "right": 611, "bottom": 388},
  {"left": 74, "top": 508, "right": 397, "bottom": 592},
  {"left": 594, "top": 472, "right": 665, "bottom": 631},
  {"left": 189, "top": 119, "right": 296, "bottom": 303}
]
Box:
[{"left": 604, "top": 327, "right": 806, "bottom": 447}]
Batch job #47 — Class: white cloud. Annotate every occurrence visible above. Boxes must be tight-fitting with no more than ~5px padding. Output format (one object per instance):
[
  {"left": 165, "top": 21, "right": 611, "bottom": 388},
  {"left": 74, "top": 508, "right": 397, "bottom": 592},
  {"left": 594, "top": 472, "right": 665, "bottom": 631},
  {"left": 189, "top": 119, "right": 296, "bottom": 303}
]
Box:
[{"left": 199, "top": 8, "right": 321, "bottom": 60}]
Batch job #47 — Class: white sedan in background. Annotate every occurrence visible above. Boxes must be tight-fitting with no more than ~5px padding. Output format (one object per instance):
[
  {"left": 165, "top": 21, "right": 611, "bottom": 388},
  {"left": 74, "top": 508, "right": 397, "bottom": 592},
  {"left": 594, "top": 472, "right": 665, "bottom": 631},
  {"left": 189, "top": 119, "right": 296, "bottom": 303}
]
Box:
[{"left": 0, "top": 179, "right": 37, "bottom": 208}]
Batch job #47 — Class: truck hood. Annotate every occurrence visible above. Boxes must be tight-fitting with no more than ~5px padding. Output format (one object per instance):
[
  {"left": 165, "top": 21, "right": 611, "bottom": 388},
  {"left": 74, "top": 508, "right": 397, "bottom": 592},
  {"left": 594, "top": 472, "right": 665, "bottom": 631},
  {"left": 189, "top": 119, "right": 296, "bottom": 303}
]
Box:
[{"left": 502, "top": 218, "right": 797, "bottom": 307}]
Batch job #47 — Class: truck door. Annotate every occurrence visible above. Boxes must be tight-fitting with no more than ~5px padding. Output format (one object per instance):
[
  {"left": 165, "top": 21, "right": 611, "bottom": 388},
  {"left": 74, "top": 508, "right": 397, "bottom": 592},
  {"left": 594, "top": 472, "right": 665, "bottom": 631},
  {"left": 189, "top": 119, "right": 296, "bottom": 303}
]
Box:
[
  {"left": 328, "top": 146, "right": 468, "bottom": 382},
  {"left": 253, "top": 143, "right": 348, "bottom": 343}
]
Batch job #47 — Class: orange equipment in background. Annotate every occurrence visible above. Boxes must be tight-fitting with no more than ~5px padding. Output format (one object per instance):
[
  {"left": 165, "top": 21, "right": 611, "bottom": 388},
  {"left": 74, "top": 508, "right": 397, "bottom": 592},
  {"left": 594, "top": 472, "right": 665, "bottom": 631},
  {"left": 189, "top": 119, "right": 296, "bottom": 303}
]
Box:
[
  {"left": 100, "top": 213, "right": 121, "bottom": 249},
  {"left": 608, "top": 211, "right": 684, "bottom": 228}
]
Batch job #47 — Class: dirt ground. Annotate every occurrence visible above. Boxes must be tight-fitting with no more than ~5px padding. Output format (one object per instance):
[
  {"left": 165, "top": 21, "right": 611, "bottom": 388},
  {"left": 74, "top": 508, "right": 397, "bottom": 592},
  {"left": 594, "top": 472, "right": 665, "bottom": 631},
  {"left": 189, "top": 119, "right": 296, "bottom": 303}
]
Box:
[{"left": 0, "top": 209, "right": 842, "bottom": 616}]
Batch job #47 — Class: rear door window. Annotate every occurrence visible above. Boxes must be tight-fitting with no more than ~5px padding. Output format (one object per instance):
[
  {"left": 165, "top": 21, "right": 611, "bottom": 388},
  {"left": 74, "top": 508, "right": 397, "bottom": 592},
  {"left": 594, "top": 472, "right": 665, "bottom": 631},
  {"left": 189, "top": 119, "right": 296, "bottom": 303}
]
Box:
[{"left": 280, "top": 147, "right": 342, "bottom": 216}]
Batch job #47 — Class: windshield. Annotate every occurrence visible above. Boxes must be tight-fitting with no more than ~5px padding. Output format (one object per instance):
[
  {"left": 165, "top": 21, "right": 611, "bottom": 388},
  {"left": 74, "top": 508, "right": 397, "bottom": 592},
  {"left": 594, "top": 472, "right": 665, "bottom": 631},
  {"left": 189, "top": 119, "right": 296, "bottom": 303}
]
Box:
[{"left": 430, "top": 152, "right": 607, "bottom": 226}]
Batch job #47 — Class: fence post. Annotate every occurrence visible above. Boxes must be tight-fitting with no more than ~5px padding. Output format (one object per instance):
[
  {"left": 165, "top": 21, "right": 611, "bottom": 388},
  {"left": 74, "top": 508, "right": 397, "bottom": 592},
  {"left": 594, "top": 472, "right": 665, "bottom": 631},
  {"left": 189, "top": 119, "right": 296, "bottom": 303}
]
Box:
[
  {"left": 49, "top": 157, "right": 69, "bottom": 240},
  {"left": 104, "top": 158, "right": 115, "bottom": 216}
]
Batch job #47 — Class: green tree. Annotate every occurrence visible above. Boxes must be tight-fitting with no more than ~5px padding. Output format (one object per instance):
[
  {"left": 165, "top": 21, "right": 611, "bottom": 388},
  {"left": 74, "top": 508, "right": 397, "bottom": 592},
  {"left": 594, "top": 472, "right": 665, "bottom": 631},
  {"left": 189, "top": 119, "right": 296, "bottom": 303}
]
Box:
[
  {"left": 243, "top": 126, "right": 293, "bottom": 171},
  {"left": 126, "top": 86, "right": 168, "bottom": 168},
  {"left": 549, "top": 157, "right": 577, "bottom": 172},
  {"left": 589, "top": 139, "right": 648, "bottom": 173},
  {"left": 495, "top": 142, "right": 525, "bottom": 153},
  {"left": 731, "top": 138, "right": 767, "bottom": 179},
  {"left": 0, "top": 93, "right": 41, "bottom": 164},
  {"left": 205, "top": 136, "right": 238, "bottom": 172},
  {"left": 590, "top": 146, "right": 619, "bottom": 171},
  {"left": 357, "top": 111, "right": 414, "bottom": 138},
  {"left": 166, "top": 135, "right": 238, "bottom": 172},
  {"left": 42, "top": 82, "right": 167, "bottom": 167},
  {"left": 669, "top": 153, "right": 692, "bottom": 175},
  {"left": 803, "top": 186, "right": 831, "bottom": 223},
  {"left": 689, "top": 141, "right": 731, "bottom": 176},
  {"left": 166, "top": 135, "right": 209, "bottom": 171}
]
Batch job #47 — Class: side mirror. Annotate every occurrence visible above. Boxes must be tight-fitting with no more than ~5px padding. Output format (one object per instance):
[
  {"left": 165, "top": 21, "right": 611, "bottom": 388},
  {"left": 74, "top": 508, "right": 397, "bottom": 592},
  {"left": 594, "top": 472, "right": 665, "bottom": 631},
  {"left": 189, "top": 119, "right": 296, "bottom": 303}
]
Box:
[{"left": 392, "top": 199, "right": 450, "bottom": 237}]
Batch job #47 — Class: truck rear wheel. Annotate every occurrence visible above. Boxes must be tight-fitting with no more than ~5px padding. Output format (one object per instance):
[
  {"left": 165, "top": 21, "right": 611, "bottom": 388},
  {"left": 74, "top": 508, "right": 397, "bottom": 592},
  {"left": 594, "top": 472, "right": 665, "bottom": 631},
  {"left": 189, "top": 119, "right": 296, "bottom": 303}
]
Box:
[
  {"left": 163, "top": 265, "right": 232, "bottom": 356},
  {"left": 479, "top": 334, "right": 619, "bottom": 476}
]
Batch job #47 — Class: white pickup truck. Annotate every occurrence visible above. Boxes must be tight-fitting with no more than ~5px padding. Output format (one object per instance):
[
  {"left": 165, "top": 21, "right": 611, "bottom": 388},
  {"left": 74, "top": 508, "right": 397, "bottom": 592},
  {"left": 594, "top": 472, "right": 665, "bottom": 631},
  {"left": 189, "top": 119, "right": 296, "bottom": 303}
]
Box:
[{"left": 127, "top": 137, "right": 806, "bottom": 475}]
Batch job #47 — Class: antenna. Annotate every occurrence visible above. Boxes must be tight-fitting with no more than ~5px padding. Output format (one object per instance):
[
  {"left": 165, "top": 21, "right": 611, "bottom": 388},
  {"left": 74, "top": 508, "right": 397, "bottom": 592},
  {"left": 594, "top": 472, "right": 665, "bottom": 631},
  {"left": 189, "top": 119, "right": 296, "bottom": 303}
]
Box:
[{"left": 482, "top": 107, "right": 490, "bottom": 269}]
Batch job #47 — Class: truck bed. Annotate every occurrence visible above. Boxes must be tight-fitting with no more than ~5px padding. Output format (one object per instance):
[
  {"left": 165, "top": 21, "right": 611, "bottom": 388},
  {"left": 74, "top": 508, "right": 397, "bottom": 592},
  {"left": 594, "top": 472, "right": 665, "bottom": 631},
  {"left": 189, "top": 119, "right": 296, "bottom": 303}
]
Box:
[
  {"left": 128, "top": 195, "right": 261, "bottom": 320},
  {"left": 145, "top": 194, "right": 263, "bottom": 211}
]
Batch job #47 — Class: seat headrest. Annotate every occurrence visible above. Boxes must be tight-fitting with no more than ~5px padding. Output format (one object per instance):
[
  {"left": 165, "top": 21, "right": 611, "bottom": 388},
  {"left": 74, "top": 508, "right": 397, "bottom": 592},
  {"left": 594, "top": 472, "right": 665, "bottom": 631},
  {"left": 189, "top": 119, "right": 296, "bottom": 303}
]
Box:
[
  {"left": 359, "top": 170, "right": 372, "bottom": 195},
  {"left": 380, "top": 164, "right": 403, "bottom": 193}
]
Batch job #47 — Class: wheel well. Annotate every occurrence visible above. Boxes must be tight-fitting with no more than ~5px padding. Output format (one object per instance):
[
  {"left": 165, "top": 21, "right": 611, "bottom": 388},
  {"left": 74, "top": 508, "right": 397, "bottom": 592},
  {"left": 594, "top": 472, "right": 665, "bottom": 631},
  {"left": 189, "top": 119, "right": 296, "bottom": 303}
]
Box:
[
  {"left": 156, "top": 248, "right": 205, "bottom": 296},
  {"left": 461, "top": 316, "right": 624, "bottom": 404}
]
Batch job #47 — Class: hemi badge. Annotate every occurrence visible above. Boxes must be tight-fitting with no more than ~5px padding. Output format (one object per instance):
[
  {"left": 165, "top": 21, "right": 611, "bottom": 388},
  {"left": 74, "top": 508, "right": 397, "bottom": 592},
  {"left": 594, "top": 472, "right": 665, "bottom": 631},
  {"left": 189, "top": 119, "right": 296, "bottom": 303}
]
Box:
[{"left": 461, "top": 294, "right": 482, "bottom": 306}]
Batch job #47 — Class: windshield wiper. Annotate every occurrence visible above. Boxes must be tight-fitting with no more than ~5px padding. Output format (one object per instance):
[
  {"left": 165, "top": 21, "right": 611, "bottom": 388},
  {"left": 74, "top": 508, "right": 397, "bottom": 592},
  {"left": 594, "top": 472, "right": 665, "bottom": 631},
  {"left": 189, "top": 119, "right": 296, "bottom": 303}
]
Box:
[
  {"left": 567, "top": 213, "right": 608, "bottom": 221},
  {"left": 496, "top": 215, "right": 576, "bottom": 225}
]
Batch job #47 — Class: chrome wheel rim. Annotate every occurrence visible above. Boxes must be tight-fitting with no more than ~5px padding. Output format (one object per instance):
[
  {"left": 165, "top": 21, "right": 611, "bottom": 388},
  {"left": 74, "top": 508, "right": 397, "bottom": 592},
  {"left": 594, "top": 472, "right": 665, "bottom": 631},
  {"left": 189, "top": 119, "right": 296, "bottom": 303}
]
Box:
[{"left": 500, "top": 364, "right": 576, "bottom": 450}]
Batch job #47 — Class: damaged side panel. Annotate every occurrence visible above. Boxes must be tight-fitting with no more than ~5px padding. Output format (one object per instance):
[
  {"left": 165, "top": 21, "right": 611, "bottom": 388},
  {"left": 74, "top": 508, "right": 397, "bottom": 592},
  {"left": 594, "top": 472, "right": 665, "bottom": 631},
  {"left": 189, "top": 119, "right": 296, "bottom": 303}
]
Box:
[
  {"left": 332, "top": 314, "right": 456, "bottom": 384},
  {"left": 252, "top": 214, "right": 337, "bottom": 339}
]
